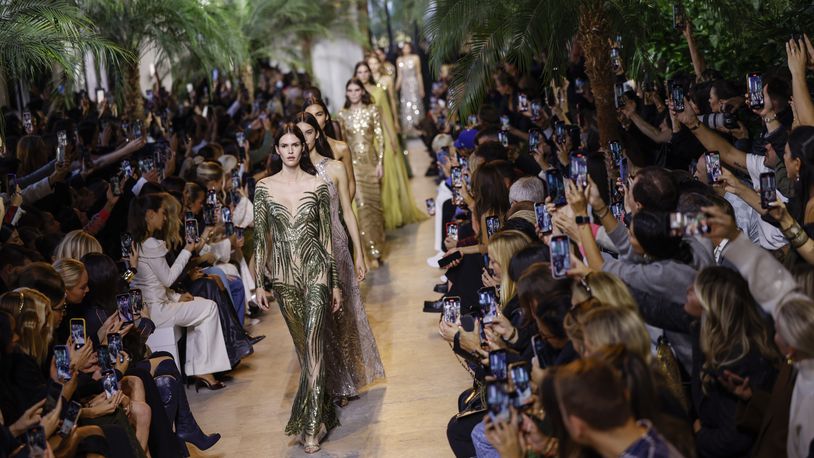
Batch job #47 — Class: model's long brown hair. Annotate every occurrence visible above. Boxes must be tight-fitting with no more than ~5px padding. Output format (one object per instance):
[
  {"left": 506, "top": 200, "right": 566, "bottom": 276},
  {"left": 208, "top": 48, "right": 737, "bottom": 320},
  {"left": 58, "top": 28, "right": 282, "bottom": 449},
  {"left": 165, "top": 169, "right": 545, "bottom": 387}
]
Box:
[{"left": 268, "top": 123, "right": 316, "bottom": 176}]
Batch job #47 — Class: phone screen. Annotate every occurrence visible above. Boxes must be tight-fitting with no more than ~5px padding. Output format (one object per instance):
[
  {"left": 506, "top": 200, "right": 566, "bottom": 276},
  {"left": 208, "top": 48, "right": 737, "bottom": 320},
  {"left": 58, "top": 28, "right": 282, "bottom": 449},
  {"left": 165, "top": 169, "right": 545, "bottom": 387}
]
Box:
[
  {"left": 485, "top": 216, "right": 500, "bottom": 239},
  {"left": 116, "top": 293, "right": 134, "bottom": 324},
  {"left": 108, "top": 333, "right": 122, "bottom": 362},
  {"left": 486, "top": 382, "right": 510, "bottom": 423},
  {"left": 671, "top": 83, "right": 685, "bottom": 112},
  {"left": 747, "top": 73, "right": 764, "bottom": 109},
  {"left": 120, "top": 233, "right": 133, "bottom": 258},
  {"left": 102, "top": 371, "right": 119, "bottom": 399},
  {"left": 531, "top": 335, "right": 546, "bottom": 368},
  {"left": 54, "top": 345, "right": 71, "bottom": 381},
  {"left": 26, "top": 425, "right": 47, "bottom": 458},
  {"left": 570, "top": 153, "right": 588, "bottom": 187},
  {"left": 451, "top": 166, "right": 463, "bottom": 188},
  {"left": 489, "top": 350, "right": 509, "bottom": 381},
  {"left": 611, "top": 202, "right": 625, "bottom": 222},
  {"left": 129, "top": 288, "right": 143, "bottom": 315},
  {"left": 510, "top": 364, "right": 533, "bottom": 407},
  {"left": 446, "top": 222, "right": 459, "bottom": 241},
  {"left": 545, "top": 170, "right": 567, "bottom": 206},
  {"left": 425, "top": 198, "right": 436, "bottom": 216},
  {"left": 534, "top": 202, "right": 552, "bottom": 234},
  {"left": 550, "top": 236, "right": 571, "bottom": 279},
  {"left": 59, "top": 401, "right": 83, "bottom": 437},
  {"left": 479, "top": 287, "right": 498, "bottom": 323},
  {"left": 609, "top": 141, "right": 623, "bottom": 163},
  {"left": 42, "top": 380, "right": 62, "bottom": 416},
  {"left": 500, "top": 115, "right": 510, "bottom": 130},
  {"left": 443, "top": 296, "right": 461, "bottom": 324},
  {"left": 705, "top": 152, "right": 722, "bottom": 183},
  {"left": 98, "top": 345, "right": 112, "bottom": 373},
  {"left": 760, "top": 172, "right": 776, "bottom": 209},
  {"left": 69, "top": 319, "right": 86, "bottom": 349}
]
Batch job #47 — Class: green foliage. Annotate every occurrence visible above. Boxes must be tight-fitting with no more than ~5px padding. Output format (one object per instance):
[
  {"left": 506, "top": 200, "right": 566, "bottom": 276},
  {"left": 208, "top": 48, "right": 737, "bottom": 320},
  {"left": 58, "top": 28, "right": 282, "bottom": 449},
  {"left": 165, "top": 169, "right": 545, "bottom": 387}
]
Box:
[{"left": 0, "top": 0, "right": 129, "bottom": 81}]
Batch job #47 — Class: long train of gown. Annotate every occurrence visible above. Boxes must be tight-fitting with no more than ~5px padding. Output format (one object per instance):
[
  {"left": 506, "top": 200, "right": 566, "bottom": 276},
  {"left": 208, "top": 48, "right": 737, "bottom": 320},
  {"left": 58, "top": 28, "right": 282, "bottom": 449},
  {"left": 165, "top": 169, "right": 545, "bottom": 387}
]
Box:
[
  {"left": 253, "top": 179, "right": 339, "bottom": 436},
  {"left": 367, "top": 84, "right": 427, "bottom": 230},
  {"left": 316, "top": 158, "right": 385, "bottom": 397}
]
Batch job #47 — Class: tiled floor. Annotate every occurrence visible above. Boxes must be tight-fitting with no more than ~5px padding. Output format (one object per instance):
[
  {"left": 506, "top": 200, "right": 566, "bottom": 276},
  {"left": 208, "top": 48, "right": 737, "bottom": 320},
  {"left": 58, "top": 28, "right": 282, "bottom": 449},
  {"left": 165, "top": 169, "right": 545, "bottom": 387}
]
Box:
[{"left": 188, "top": 140, "right": 469, "bottom": 457}]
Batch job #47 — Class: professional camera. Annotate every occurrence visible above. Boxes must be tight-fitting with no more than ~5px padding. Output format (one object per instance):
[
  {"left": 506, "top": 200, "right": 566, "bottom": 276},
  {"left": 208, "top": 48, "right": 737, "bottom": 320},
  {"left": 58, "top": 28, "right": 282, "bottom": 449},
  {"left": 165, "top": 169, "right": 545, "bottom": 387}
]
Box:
[{"left": 698, "top": 112, "right": 738, "bottom": 130}]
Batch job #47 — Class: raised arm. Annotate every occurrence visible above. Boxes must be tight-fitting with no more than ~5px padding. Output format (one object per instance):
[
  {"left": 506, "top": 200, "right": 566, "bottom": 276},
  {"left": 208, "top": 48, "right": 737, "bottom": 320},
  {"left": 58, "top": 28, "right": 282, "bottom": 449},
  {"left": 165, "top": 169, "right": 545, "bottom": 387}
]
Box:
[
  {"left": 788, "top": 37, "right": 814, "bottom": 126},
  {"left": 683, "top": 22, "right": 706, "bottom": 81},
  {"left": 92, "top": 138, "right": 146, "bottom": 170},
  {"left": 673, "top": 100, "right": 749, "bottom": 173}
]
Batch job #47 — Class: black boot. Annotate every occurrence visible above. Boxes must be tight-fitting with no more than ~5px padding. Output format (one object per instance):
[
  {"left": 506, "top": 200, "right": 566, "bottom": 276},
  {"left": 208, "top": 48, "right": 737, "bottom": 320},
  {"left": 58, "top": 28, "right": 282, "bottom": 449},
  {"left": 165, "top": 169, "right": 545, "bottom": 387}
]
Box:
[{"left": 155, "top": 359, "right": 221, "bottom": 454}]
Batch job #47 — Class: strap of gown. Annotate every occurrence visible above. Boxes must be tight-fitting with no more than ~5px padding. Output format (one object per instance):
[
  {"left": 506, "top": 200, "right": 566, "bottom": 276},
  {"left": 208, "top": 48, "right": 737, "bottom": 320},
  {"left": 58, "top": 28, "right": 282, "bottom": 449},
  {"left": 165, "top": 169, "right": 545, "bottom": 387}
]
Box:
[{"left": 315, "top": 158, "right": 337, "bottom": 195}]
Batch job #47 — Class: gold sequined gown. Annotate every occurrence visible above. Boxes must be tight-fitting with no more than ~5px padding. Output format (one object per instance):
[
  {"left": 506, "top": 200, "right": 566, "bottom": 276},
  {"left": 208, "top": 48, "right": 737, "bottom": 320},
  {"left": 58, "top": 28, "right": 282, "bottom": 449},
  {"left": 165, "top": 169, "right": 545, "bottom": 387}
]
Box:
[
  {"left": 316, "top": 158, "right": 385, "bottom": 397},
  {"left": 398, "top": 56, "right": 425, "bottom": 134},
  {"left": 253, "top": 178, "right": 339, "bottom": 437},
  {"left": 336, "top": 105, "right": 386, "bottom": 262}
]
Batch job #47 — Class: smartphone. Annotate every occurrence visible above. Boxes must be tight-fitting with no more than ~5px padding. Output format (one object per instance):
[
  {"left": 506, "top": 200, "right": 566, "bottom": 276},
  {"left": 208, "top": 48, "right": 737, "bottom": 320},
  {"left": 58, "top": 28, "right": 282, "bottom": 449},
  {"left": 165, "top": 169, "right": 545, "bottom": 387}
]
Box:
[
  {"left": 107, "top": 333, "right": 122, "bottom": 363},
  {"left": 485, "top": 216, "right": 500, "bottom": 239},
  {"left": 550, "top": 235, "right": 571, "bottom": 279},
  {"left": 534, "top": 202, "right": 553, "bottom": 234},
  {"left": 531, "top": 101, "right": 542, "bottom": 119},
  {"left": 746, "top": 72, "right": 764, "bottom": 110},
  {"left": 203, "top": 204, "right": 217, "bottom": 226},
  {"left": 26, "top": 425, "right": 47, "bottom": 458},
  {"left": 500, "top": 115, "right": 510, "bottom": 130},
  {"left": 425, "top": 198, "right": 436, "bottom": 216},
  {"left": 531, "top": 335, "right": 546, "bottom": 368},
  {"left": 619, "top": 156, "right": 630, "bottom": 183},
  {"left": 6, "top": 173, "right": 17, "bottom": 194},
  {"left": 570, "top": 152, "right": 588, "bottom": 187},
  {"left": 614, "top": 83, "right": 626, "bottom": 109},
  {"left": 451, "top": 166, "right": 463, "bottom": 188},
  {"left": 443, "top": 296, "right": 461, "bottom": 324},
  {"left": 59, "top": 401, "right": 83, "bottom": 437},
  {"left": 610, "top": 47, "right": 622, "bottom": 73},
  {"left": 186, "top": 83, "right": 194, "bottom": 94},
  {"left": 489, "top": 349, "right": 509, "bottom": 381},
  {"left": 236, "top": 227, "right": 245, "bottom": 240},
  {"left": 102, "top": 371, "right": 119, "bottom": 399},
  {"left": 545, "top": 169, "right": 567, "bottom": 206},
  {"left": 467, "top": 114, "right": 478, "bottom": 128},
  {"left": 69, "top": 318, "right": 86, "bottom": 349},
  {"left": 760, "top": 171, "right": 776, "bottom": 209},
  {"left": 185, "top": 218, "right": 199, "bottom": 244},
  {"left": 478, "top": 286, "right": 498, "bottom": 321},
  {"left": 54, "top": 345, "right": 71, "bottom": 381},
  {"left": 129, "top": 288, "right": 143, "bottom": 316},
  {"left": 611, "top": 202, "right": 626, "bottom": 222},
  {"left": 528, "top": 128, "right": 541, "bottom": 152},
  {"left": 554, "top": 121, "right": 566, "bottom": 144},
  {"left": 486, "top": 382, "right": 511, "bottom": 423},
  {"left": 446, "top": 222, "right": 459, "bottom": 241},
  {"left": 483, "top": 253, "right": 495, "bottom": 276},
  {"left": 120, "top": 232, "right": 133, "bottom": 258},
  {"left": 132, "top": 120, "right": 143, "bottom": 139},
  {"left": 671, "top": 82, "right": 685, "bottom": 112},
  {"left": 498, "top": 130, "right": 509, "bottom": 147},
  {"left": 672, "top": 2, "right": 685, "bottom": 30},
  {"left": 509, "top": 363, "right": 533, "bottom": 408},
  {"left": 568, "top": 125, "right": 582, "bottom": 149},
  {"left": 23, "top": 111, "right": 33, "bottom": 134},
  {"left": 98, "top": 345, "right": 112, "bottom": 373},
  {"left": 518, "top": 93, "right": 529, "bottom": 112},
  {"left": 120, "top": 159, "right": 133, "bottom": 177},
  {"left": 42, "top": 380, "right": 62, "bottom": 416},
  {"left": 245, "top": 176, "right": 257, "bottom": 202},
  {"left": 438, "top": 250, "right": 463, "bottom": 268},
  {"left": 221, "top": 207, "right": 232, "bottom": 224},
  {"left": 705, "top": 151, "right": 722, "bottom": 183},
  {"left": 436, "top": 146, "right": 450, "bottom": 166},
  {"left": 436, "top": 113, "right": 447, "bottom": 130},
  {"left": 116, "top": 293, "right": 134, "bottom": 324},
  {"left": 609, "top": 141, "right": 623, "bottom": 163},
  {"left": 236, "top": 131, "right": 246, "bottom": 149}
]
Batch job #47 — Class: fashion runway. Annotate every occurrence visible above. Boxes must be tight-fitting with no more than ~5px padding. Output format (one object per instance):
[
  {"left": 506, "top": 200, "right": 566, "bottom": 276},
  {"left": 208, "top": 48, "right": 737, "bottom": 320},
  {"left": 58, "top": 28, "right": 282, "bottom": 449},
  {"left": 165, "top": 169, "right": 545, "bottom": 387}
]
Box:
[{"left": 188, "top": 139, "right": 469, "bottom": 457}]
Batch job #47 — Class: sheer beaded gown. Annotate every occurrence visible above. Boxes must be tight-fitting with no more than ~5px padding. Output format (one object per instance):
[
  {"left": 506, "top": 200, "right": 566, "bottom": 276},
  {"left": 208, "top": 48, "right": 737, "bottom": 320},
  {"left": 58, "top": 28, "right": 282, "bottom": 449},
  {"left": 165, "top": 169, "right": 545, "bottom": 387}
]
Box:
[
  {"left": 336, "top": 104, "right": 387, "bottom": 263},
  {"left": 397, "top": 55, "right": 425, "bottom": 135},
  {"left": 315, "top": 158, "right": 385, "bottom": 398},
  {"left": 253, "top": 177, "right": 339, "bottom": 437}
]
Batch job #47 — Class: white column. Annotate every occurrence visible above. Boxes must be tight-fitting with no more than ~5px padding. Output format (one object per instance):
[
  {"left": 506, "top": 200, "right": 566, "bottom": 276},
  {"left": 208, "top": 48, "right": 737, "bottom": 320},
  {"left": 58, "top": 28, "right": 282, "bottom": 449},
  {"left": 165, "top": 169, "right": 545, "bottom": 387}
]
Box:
[{"left": 311, "top": 38, "right": 364, "bottom": 113}]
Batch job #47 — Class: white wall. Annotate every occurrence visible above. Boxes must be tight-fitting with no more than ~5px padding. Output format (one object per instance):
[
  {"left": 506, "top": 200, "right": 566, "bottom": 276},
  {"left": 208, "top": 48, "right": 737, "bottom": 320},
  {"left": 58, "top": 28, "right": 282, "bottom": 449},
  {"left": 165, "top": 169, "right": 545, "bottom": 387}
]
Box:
[{"left": 311, "top": 38, "right": 364, "bottom": 113}]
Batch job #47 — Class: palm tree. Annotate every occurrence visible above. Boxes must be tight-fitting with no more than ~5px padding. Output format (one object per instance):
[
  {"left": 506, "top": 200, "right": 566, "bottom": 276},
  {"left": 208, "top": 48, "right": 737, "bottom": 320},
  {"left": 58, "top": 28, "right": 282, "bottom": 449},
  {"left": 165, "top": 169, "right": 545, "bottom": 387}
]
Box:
[
  {"left": 0, "top": 0, "right": 127, "bottom": 108},
  {"left": 426, "top": 0, "right": 664, "bottom": 177},
  {"left": 80, "top": 0, "right": 244, "bottom": 119}
]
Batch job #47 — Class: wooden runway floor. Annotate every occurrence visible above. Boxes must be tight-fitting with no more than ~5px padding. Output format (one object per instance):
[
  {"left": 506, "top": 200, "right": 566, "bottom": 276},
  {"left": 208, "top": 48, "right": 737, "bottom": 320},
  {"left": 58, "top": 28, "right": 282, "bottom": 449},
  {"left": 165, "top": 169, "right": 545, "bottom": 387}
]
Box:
[{"left": 188, "top": 139, "right": 470, "bottom": 457}]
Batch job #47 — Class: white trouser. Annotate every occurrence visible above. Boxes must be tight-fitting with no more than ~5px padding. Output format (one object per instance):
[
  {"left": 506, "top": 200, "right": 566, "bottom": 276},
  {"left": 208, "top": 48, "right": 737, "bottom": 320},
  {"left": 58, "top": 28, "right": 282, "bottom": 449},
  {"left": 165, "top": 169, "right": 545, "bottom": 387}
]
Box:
[{"left": 148, "top": 298, "right": 232, "bottom": 376}]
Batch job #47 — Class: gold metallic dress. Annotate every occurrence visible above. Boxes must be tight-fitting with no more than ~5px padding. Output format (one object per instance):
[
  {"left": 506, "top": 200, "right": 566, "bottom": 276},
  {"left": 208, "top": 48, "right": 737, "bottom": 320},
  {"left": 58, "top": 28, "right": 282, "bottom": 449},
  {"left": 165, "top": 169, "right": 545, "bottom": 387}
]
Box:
[
  {"left": 337, "top": 105, "right": 386, "bottom": 262},
  {"left": 253, "top": 178, "right": 339, "bottom": 437},
  {"left": 398, "top": 56, "right": 425, "bottom": 134},
  {"left": 316, "top": 158, "right": 385, "bottom": 397}
]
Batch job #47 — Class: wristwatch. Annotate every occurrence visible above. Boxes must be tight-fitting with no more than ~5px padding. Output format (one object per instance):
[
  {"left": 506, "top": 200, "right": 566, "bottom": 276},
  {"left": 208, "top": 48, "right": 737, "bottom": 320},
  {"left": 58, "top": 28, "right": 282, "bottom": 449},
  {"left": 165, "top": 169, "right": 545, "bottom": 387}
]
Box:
[{"left": 575, "top": 215, "right": 591, "bottom": 225}]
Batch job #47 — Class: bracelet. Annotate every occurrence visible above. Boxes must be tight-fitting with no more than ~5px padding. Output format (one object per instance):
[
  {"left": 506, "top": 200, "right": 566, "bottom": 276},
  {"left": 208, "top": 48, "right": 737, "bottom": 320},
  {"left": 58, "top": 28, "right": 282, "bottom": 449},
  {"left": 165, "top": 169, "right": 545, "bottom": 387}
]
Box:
[
  {"left": 688, "top": 122, "right": 701, "bottom": 130},
  {"left": 503, "top": 327, "right": 517, "bottom": 343},
  {"left": 595, "top": 206, "right": 610, "bottom": 219},
  {"left": 791, "top": 231, "right": 809, "bottom": 249},
  {"left": 781, "top": 220, "right": 804, "bottom": 240}
]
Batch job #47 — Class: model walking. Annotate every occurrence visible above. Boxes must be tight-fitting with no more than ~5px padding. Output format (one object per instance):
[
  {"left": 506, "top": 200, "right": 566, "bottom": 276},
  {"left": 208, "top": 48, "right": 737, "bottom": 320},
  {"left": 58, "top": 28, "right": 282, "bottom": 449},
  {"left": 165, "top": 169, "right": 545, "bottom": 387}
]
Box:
[
  {"left": 254, "top": 123, "right": 340, "bottom": 453},
  {"left": 396, "top": 42, "right": 425, "bottom": 135},
  {"left": 336, "top": 78, "right": 387, "bottom": 265},
  {"left": 295, "top": 112, "right": 386, "bottom": 404}
]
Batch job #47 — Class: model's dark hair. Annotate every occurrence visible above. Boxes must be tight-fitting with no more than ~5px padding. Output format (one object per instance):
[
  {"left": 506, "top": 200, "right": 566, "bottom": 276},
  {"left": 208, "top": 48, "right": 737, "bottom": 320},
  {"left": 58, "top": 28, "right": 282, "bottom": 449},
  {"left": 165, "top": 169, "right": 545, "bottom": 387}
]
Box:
[
  {"left": 631, "top": 211, "right": 693, "bottom": 264},
  {"left": 302, "top": 97, "right": 338, "bottom": 140},
  {"left": 128, "top": 193, "right": 165, "bottom": 245},
  {"left": 292, "top": 112, "right": 333, "bottom": 160},
  {"left": 343, "top": 78, "right": 373, "bottom": 109},
  {"left": 81, "top": 252, "right": 125, "bottom": 315},
  {"left": 354, "top": 61, "right": 377, "bottom": 86},
  {"left": 268, "top": 123, "right": 316, "bottom": 176}
]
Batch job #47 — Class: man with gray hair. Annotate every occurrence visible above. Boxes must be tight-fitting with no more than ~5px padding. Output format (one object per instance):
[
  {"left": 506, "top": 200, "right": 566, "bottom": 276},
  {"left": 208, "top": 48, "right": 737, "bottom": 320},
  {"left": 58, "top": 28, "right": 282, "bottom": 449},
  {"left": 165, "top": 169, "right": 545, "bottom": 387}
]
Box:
[{"left": 508, "top": 176, "right": 546, "bottom": 205}]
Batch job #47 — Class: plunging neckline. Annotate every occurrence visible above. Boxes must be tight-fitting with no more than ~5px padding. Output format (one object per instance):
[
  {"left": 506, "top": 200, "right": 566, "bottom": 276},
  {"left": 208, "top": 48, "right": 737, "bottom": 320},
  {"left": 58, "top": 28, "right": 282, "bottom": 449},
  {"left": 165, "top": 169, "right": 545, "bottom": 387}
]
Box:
[{"left": 273, "top": 179, "right": 327, "bottom": 222}]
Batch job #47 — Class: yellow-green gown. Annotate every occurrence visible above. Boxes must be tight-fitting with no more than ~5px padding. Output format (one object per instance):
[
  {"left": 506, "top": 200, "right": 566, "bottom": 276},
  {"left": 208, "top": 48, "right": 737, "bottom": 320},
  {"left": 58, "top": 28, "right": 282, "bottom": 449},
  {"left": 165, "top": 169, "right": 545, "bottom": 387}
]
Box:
[{"left": 365, "top": 83, "right": 427, "bottom": 230}]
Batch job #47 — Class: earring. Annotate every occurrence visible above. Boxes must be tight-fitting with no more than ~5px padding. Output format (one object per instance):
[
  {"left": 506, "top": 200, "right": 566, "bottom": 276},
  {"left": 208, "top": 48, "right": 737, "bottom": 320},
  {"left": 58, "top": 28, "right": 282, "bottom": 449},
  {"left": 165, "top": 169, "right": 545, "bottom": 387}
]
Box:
[{"left": 786, "top": 353, "right": 794, "bottom": 365}]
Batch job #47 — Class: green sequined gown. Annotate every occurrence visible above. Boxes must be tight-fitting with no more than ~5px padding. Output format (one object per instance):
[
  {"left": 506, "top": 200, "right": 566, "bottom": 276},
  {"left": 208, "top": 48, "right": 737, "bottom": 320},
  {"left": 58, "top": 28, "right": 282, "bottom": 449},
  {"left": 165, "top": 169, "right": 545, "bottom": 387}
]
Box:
[{"left": 253, "top": 177, "right": 339, "bottom": 437}]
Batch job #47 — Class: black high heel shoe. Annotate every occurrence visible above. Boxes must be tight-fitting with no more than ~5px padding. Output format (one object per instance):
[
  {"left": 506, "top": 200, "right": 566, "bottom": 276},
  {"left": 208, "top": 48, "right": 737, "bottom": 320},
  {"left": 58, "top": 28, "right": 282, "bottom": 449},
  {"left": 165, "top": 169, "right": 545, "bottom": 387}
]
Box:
[{"left": 189, "top": 376, "right": 226, "bottom": 392}]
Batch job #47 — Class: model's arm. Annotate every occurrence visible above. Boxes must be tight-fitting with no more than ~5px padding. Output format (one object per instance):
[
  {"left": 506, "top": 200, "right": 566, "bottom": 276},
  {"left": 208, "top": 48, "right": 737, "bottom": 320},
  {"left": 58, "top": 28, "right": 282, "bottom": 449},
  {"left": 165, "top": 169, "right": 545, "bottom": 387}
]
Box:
[
  {"left": 395, "top": 58, "right": 403, "bottom": 92},
  {"left": 253, "top": 182, "right": 272, "bottom": 292},
  {"left": 333, "top": 163, "right": 366, "bottom": 272},
  {"left": 334, "top": 140, "right": 356, "bottom": 199},
  {"left": 414, "top": 55, "right": 425, "bottom": 98}
]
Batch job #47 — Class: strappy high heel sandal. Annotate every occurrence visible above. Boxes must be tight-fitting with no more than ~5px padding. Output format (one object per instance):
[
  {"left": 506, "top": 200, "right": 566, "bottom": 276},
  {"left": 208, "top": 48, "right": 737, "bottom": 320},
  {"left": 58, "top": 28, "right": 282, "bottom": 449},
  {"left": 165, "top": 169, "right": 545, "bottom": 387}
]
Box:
[{"left": 303, "top": 424, "right": 327, "bottom": 454}]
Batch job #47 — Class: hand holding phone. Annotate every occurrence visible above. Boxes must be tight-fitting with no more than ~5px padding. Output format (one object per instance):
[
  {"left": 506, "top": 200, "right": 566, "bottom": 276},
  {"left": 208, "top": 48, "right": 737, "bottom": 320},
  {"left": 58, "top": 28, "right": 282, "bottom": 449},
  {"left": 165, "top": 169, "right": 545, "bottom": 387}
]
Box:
[
  {"left": 550, "top": 236, "right": 572, "bottom": 279},
  {"left": 69, "top": 318, "right": 86, "bottom": 350}
]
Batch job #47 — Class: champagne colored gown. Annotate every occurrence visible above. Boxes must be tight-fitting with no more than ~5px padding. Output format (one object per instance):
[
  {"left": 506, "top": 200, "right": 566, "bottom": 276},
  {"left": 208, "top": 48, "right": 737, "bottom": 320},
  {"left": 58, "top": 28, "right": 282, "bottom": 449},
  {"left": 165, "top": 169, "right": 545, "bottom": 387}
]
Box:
[
  {"left": 253, "top": 177, "right": 339, "bottom": 437},
  {"left": 366, "top": 83, "right": 427, "bottom": 230},
  {"left": 316, "top": 158, "right": 385, "bottom": 397},
  {"left": 336, "top": 104, "right": 386, "bottom": 262},
  {"left": 398, "top": 55, "right": 425, "bottom": 134}
]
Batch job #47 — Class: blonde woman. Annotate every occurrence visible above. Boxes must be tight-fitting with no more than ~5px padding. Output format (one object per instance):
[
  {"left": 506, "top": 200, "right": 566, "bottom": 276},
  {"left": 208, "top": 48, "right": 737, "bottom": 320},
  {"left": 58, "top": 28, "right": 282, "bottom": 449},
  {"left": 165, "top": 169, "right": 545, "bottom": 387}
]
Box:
[
  {"left": 580, "top": 306, "right": 652, "bottom": 361},
  {"left": 481, "top": 230, "right": 531, "bottom": 348},
  {"left": 0, "top": 289, "right": 52, "bottom": 365},
  {"left": 571, "top": 271, "right": 638, "bottom": 310},
  {"left": 52, "top": 258, "right": 90, "bottom": 308},
  {"left": 53, "top": 230, "right": 102, "bottom": 261}
]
